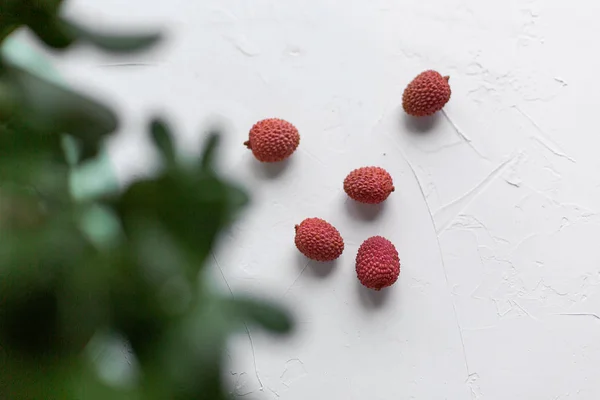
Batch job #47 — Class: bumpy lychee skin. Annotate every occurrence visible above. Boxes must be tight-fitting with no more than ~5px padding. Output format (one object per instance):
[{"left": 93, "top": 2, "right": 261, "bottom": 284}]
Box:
[
  {"left": 344, "top": 166, "right": 395, "bottom": 204},
  {"left": 402, "top": 70, "right": 451, "bottom": 117},
  {"left": 295, "top": 218, "right": 344, "bottom": 262},
  {"left": 356, "top": 236, "right": 400, "bottom": 291},
  {"left": 244, "top": 118, "right": 300, "bottom": 162}
]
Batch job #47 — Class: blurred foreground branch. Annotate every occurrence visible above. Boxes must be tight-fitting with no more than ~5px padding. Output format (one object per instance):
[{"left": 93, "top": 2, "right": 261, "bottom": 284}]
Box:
[{"left": 0, "top": 2, "right": 293, "bottom": 399}]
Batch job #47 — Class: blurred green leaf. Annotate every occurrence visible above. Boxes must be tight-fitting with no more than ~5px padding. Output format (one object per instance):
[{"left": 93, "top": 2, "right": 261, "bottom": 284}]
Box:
[
  {"left": 0, "top": 141, "right": 72, "bottom": 204},
  {"left": 111, "top": 132, "right": 248, "bottom": 270},
  {"left": 0, "top": 122, "right": 61, "bottom": 157},
  {"left": 199, "top": 132, "right": 220, "bottom": 171},
  {"left": 150, "top": 119, "right": 176, "bottom": 165},
  {"left": 156, "top": 299, "right": 232, "bottom": 400},
  {"left": 0, "top": 211, "right": 106, "bottom": 361},
  {"left": 1, "top": 1, "right": 159, "bottom": 53},
  {"left": 108, "top": 254, "right": 172, "bottom": 358},
  {"left": 228, "top": 297, "right": 293, "bottom": 334},
  {"left": 0, "top": 64, "right": 118, "bottom": 161},
  {"left": 114, "top": 174, "right": 248, "bottom": 268},
  {"left": 1, "top": 284, "right": 60, "bottom": 356},
  {"left": 71, "top": 368, "right": 139, "bottom": 400},
  {"left": 0, "top": 0, "right": 65, "bottom": 24},
  {"left": 0, "top": 24, "right": 17, "bottom": 42},
  {"left": 3, "top": 64, "right": 118, "bottom": 135},
  {"left": 9, "top": 161, "right": 69, "bottom": 200},
  {"left": 27, "top": 15, "right": 75, "bottom": 50},
  {"left": 61, "top": 18, "right": 161, "bottom": 54},
  {"left": 0, "top": 355, "right": 75, "bottom": 400},
  {"left": 224, "top": 181, "right": 250, "bottom": 212},
  {"left": 0, "top": 82, "right": 19, "bottom": 117},
  {"left": 1, "top": 0, "right": 67, "bottom": 49},
  {"left": 0, "top": 185, "right": 47, "bottom": 230}
]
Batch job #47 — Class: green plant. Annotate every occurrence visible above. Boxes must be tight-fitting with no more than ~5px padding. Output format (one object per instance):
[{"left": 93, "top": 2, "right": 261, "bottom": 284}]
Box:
[{"left": 0, "top": 1, "right": 293, "bottom": 399}]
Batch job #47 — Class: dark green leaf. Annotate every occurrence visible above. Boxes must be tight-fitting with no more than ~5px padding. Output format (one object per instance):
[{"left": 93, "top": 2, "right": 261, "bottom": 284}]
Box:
[
  {"left": 0, "top": 65, "right": 118, "bottom": 161},
  {"left": 0, "top": 154, "right": 71, "bottom": 204},
  {"left": 228, "top": 297, "right": 293, "bottom": 334},
  {"left": 77, "top": 137, "right": 102, "bottom": 161},
  {"left": 71, "top": 364, "right": 139, "bottom": 400},
  {"left": 27, "top": 15, "right": 75, "bottom": 50},
  {"left": 0, "top": 186, "right": 47, "bottom": 230},
  {"left": 199, "top": 132, "right": 220, "bottom": 171},
  {"left": 1, "top": 1, "right": 67, "bottom": 48},
  {"left": 0, "top": 24, "right": 18, "bottom": 43},
  {"left": 61, "top": 18, "right": 161, "bottom": 54},
  {"left": 224, "top": 183, "right": 250, "bottom": 212},
  {"left": 1, "top": 285, "right": 60, "bottom": 356},
  {"left": 0, "top": 211, "right": 104, "bottom": 362},
  {"left": 0, "top": 357, "right": 74, "bottom": 400},
  {"left": 108, "top": 251, "right": 174, "bottom": 358},
  {"left": 150, "top": 119, "right": 176, "bottom": 165},
  {"left": 0, "top": 81, "right": 19, "bottom": 117},
  {"left": 112, "top": 167, "right": 248, "bottom": 270},
  {"left": 0, "top": 0, "right": 65, "bottom": 24},
  {"left": 156, "top": 300, "right": 233, "bottom": 400},
  {"left": 4, "top": 65, "right": 118, "bottom": 135}
]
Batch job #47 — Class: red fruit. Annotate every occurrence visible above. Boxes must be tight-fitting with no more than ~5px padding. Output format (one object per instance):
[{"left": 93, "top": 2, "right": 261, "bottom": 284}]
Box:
[
  {"left": 356, "top": 236, "right": 400, "bottom": 290},
  {"left": 295, "top": 218, "right": 344, "bottom": 262},
  {"left": 343, "top": 167, "right": 394, "bottom": 204},
  {"left": 244, "top": 118, "right": 300, "bottom": 162},
  {"left": 402, "top": 70, "right": 451, "bottom": 117}
]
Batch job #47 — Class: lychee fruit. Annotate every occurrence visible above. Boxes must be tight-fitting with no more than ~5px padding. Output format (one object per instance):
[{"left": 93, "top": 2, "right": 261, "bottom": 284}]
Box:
[
  {"left": 294, "top": 218, "right": 344, "bottom": 262},
  {"left": 343, "top": 166, "right": 394, "bottom": 204},
  {"left": 356, "top": 236, "right": 400, "bottom": 290},
  {"left": 402, "top": 70, "right": 451, "bottom": 117},
  {"left": 244, "top": 118, "right": 300, "bottom": 162}
]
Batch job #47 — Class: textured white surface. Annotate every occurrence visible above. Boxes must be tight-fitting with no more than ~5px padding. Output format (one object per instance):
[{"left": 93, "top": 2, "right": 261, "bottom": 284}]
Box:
[{"left": 49, "top": 0, "right": 600, "bottom": 398}]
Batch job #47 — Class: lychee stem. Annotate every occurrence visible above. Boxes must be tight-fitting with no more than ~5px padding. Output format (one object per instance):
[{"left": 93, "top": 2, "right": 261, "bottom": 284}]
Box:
[
  {"left": 244, "top": 140, "right": 252, "bottom": 149},
  {"left": 444, "top": 76, "right": 450, "bottom": 82},
  {"left": 294, "top": 225, "right": 299, "bottom": 231},
  {"left": 391, "top": 186, "right": 395, "bottom": 192}
]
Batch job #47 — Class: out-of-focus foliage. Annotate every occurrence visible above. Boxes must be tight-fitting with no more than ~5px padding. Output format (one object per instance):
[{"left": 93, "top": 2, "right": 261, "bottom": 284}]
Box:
[{"left": 0, "top": 1, "right": 293, "bottom": 399}]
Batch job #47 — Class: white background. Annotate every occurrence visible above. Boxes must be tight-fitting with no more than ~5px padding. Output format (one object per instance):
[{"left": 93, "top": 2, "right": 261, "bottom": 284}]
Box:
[{"left": 44, "top": 0, "right": 600, "bottom": 398}]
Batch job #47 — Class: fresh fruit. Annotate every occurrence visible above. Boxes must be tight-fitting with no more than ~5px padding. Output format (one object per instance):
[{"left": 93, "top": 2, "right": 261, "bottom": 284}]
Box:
[
  {"left": 402, "top": 70, "right": 451, "bottom": 117},
  {"left": 343, "top": 166, "right": 394, "bottom": 204},
  {"left": 294, "top": 218, "right": 344, "bottom": 262},
  {"left": 356, "top": 236, "right": 400, "bottom": 290},
  {"left": 244, "top": 118, "right": 300, "bottom": 162}
]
